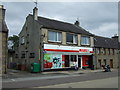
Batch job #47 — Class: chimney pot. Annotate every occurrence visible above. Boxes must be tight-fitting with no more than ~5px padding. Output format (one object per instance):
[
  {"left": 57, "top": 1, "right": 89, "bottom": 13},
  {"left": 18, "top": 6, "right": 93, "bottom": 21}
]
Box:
[{"left": 74, "top": 20, "right": 80, "bottom": 26}]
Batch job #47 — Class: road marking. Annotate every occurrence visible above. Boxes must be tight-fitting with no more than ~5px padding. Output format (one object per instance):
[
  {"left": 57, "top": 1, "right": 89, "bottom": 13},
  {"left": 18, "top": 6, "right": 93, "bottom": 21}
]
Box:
[
  {"left": 3, "top": 74, "right": 86, "bottom": 83},
  {"left": 11, "top": 79, "right": 15, "bottom": 81}
]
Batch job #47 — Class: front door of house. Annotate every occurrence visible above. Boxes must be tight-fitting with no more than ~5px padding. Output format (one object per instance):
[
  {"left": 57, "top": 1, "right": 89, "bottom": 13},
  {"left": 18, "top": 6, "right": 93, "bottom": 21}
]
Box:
[{"left": 110, "top": 59, "right": 113, "bottom": 68}]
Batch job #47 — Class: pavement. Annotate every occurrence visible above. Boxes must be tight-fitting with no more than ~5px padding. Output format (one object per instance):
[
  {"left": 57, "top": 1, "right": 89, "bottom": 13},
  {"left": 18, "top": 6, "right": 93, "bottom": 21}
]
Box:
[{"left": 1, "top": 68, "right": 118, "bottom": 82}]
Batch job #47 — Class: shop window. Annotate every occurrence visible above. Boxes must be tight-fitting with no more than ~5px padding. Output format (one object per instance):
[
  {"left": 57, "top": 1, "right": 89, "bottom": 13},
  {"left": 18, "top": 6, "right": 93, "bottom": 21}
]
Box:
[
  {"left": 81, "top": 36, "right": 90, "bottom": 45},
  {"left": 71, "top": 55, "right": 77, "bottom": 62},
  {"left": 66, "top": 33, "right": 77, "bottom": 44},
  {"left": 48, "top": 31, "right": 61, "bottom": 42},
  {"left": 29, "top": 53, "right": 35, "bottom": 58}
]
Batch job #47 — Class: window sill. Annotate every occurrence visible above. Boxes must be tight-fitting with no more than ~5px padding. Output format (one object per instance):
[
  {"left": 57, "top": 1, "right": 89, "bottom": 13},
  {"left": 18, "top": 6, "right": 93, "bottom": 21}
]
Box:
[
  {"left": 48, "top": 40, "right": 62, "bottom": 43},
  {"left": 21, "top": 43, "right": 25, "bottom": 45},
  {"left": 81, "top": 44, "right": 90, "bottom": 46},
  {"left": 67, "top": 42, "right": 78, "bottom": 45}
]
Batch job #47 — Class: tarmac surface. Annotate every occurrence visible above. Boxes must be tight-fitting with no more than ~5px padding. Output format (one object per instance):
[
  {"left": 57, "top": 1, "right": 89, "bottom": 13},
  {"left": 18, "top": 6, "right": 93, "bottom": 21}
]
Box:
[
  {"left": 1, "top": 68, "right": 119, "bottom": 89},
  {"left": 1, "top": 68, "right": 118, "bottom": 81},
  {"left": 2, "top": 69, "right": 118, "bottom": 88}
]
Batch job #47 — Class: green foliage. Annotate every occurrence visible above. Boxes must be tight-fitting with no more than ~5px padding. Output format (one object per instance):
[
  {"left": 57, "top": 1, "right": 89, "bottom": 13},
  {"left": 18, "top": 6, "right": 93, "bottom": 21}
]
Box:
[{"left": 8, "top": 35, "right": 19, "bottom": 48}]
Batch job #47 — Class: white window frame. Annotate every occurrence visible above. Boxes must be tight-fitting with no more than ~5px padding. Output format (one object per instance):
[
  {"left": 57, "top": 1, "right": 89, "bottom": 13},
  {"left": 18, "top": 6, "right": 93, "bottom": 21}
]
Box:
[
  {"left": 81, "top": 36, "right": 90, "bottom": 45},
  {"left": 97, "top": 48, "right": 100, "bottom": 55},
  {"left": 21, "top": 36, "right": 25, "bottom": 44},
  {"left": 48, "top": 31, "right": 62, "bottom": 42},
  {"left": 67, "top": 33, "right": 77, "bottom": 44}
]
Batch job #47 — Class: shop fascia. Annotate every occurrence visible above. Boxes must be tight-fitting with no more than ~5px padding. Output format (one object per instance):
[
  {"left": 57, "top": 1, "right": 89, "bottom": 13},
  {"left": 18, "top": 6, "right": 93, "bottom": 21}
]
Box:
[{"left": 43, "top": 44, "right": 93, "bottom": 55}]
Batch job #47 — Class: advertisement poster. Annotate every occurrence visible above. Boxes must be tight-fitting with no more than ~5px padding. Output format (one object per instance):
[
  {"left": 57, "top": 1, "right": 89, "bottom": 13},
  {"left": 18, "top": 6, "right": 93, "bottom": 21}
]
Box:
[{"left": 44, "top": 54, "right": 62, "bottom": 69}]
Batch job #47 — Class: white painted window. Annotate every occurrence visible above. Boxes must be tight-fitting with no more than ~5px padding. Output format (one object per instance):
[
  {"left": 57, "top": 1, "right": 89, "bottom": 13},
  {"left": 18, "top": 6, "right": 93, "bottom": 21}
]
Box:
[
  {"left": 21, "top": 36, "right": 25, "bottom": 44},
  {"left": 81, "top": 36, "right": 90, "bottom": 45},
  {"left": 97, "top": 48, "right": 100, "bottom": 55},
  {"left": 66, "top": 33, "right": 77, "bottom": 44},
  {"left": 48, "top": 31, "right": 61, "bottom": 42}
]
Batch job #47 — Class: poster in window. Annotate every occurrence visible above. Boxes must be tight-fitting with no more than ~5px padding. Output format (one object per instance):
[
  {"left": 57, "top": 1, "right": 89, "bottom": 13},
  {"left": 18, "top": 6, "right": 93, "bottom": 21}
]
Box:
[{"left": 44, "top": 54, "right": 62, "bottom": 69}]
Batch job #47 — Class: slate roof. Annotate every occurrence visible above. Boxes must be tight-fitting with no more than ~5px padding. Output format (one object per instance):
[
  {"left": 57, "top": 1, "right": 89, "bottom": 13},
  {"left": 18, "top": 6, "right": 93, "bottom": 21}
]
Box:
[
  {"left": 94, "top": 36, "right": 119, "bottom": 49},
  {"left": 29, "top": 15, "right": 93, "bottom": 36}
]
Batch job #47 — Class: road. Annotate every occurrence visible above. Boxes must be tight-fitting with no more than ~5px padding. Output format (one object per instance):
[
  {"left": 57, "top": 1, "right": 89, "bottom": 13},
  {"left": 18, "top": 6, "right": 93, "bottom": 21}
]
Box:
[
  {"left": 36, "top": 77, "right": 118, "bottom": 88},
  {"left": 2, "top": 70, "right": 118, "bottom": 88}
]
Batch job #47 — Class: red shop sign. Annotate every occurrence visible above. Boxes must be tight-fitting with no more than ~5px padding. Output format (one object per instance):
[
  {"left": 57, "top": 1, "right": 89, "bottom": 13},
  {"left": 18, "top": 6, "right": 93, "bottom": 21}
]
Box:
[{"left": 79, "top": 49, "right": 88, "bottom": 52}]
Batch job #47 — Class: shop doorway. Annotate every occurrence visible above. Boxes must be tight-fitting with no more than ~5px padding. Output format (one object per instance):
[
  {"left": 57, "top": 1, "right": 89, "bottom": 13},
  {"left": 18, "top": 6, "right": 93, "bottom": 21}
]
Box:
[
  {"left": 78, "top": 55, "right": 81, "bottom": 68},
  {"left": 88, "top": 55, "right": 93, "bottom": 68},
  {"left": 65, "top": 55, "right": 69, "bottom": 67}
]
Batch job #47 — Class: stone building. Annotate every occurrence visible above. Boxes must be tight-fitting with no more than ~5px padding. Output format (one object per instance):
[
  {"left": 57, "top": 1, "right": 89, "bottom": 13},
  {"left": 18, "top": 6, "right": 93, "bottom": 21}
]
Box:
[
  {"left": 93, "top": 35, "right": 119, "bottom": 69},
  {"left": 18, "top": 7, "right": 119, "bottom": 71},
  {"left": 18, "top": 7, "right": 94, "bottom": 71},
  {"left": 0, "top": 5, "right": 8, "bottom": 74}
]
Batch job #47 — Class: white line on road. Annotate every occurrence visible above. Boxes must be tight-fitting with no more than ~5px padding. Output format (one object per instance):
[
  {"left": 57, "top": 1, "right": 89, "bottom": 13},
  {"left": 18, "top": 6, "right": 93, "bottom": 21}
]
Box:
[{"left": 3, "top": 74, "right": 86, "bottom": 83}]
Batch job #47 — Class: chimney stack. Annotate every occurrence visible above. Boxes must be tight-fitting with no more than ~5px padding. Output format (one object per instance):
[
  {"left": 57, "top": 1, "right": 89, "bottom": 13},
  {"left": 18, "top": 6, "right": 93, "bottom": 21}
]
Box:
[
  {"left": 112, "top": 34, "right": 119, "bottom": 41},
  {"left": 0, "top": 5, "right": 6, "bottom": 20},
  {"left": 74, "top": 20, "right": 80, "bottom": 26},
  {"left": 33, "top": 7, "right": 38, "bottom": 20}
]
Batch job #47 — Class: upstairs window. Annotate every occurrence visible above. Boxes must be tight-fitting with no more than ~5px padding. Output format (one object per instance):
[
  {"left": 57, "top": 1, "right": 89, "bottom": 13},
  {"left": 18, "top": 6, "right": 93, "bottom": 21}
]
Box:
[
  {"left": 29, "top": 53, "right": 35, "bottom": 58},
  {"left": 97, "top": 48, "right": 101, "bottom": 55},
  {"left": 21, "top": 53, "right": 25, "bottom": 58},
  {"left": 48, "top": 31, "right": 61, "bottom": 42},
  {"left": 21, "top": 36, "right": 25, "bottom": 44},
  {"left": 108, "top": 49, "right": 110, "bottom": 55},
  {"left": 81, "top": 36, "right": 90, "bottom": 45},
  {"left": 66, "top": 33, "right": 77, "bottom": 44},
  {"left": 102, "top": 48, "right": 106, "bottom": 55},
  {"left": 112, "top": 49, "right": 114, "bottom": 55}
]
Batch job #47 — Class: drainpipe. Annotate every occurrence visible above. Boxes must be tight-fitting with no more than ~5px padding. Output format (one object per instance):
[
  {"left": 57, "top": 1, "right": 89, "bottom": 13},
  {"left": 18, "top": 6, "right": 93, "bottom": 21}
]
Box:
[{"left": 39, "top": 25, "right": 44, "bottom": 72}]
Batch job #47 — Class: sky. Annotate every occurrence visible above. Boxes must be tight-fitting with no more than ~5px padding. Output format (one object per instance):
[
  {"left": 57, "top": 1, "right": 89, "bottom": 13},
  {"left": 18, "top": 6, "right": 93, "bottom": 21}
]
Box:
[{"left": 1, "top": 2, "right": 118, "bottom": 38}]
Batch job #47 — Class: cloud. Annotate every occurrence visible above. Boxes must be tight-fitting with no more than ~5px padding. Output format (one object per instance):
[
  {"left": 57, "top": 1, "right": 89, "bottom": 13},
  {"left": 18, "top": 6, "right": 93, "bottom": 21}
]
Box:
[
  {"left": 91, "top": 22, "right": 118, "bottom": 37},
  {"left": 2, "top": 2, "right": 118, "bottom": 38}
]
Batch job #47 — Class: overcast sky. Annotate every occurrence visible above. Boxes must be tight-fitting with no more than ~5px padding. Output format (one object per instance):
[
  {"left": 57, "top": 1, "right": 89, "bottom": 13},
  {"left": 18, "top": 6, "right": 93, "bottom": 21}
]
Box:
[{"left": 2, "top": 2, "right": 118, "bottom": 38}]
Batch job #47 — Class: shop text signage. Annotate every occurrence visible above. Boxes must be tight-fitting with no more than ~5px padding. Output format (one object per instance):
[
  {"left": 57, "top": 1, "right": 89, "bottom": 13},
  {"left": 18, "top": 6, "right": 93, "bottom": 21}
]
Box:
[
  {"left": 44, "top": 44, "right": 93, "bottom": 54},
  {"left": 79, "top": 49, "right": 89, "bottom": 52}
]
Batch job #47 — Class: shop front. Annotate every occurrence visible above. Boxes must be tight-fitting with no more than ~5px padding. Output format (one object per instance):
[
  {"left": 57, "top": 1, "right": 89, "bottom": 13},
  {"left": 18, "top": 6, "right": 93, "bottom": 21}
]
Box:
[{"left": 43, "top": 44, "right": 93, "bottom": 70}]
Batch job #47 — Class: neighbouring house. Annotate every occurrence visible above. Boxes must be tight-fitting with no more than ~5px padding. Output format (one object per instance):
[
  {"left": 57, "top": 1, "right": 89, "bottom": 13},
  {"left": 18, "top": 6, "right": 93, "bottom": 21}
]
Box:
[
  {"left": 0, "top": 5, "right": 8, "bottom": 74},
  {"left": 18, "top": 7, "right": 94, "bottom": 71},
  {"left": 93, "top": 35, "right": 119, "bottom": 69}
]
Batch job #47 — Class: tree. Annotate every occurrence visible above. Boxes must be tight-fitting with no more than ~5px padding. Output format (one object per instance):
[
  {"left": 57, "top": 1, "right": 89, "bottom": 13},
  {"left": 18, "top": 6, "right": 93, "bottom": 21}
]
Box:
[{"left": 8, "top": 35, "right": 19, "bottom": 50}]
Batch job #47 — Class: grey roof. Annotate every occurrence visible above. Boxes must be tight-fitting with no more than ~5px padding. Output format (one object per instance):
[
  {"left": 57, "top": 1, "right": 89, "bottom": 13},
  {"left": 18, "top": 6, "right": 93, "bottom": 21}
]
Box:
[
  {"left": 29, "top": 15, "right": 93, "bottom": 36},
  {"left": 94, "top": 36, "right": 119, "bottom": 49}
]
